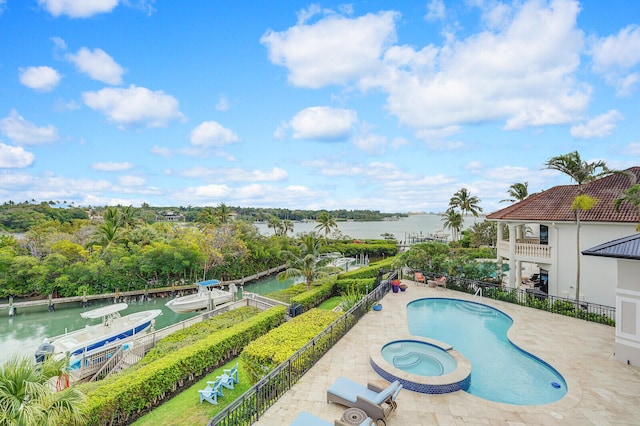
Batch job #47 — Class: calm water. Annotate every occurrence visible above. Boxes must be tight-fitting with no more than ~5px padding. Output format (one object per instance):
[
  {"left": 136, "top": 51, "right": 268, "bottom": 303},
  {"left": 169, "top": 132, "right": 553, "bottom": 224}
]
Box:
[
  {"left": 254, "top": 213, "right": 481, "bottom": 241},
  {"left": 0, "top": 274, "right": 299, "bottom": 365},
  {"left": 407, "top": 298, "right": 567, "bottom": 405}
]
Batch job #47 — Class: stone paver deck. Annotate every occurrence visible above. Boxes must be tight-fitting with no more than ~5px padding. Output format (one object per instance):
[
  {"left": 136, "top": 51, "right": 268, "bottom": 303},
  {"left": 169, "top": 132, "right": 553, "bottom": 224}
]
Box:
[{"left": 255, "top": 280, "right": 640, "bottom": 425}]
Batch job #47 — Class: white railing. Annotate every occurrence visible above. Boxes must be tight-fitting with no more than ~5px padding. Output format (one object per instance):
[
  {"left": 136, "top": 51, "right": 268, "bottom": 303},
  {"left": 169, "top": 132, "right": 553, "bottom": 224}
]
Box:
[{"left": 497, "top": 240, "right": 551, "bottom": 259}]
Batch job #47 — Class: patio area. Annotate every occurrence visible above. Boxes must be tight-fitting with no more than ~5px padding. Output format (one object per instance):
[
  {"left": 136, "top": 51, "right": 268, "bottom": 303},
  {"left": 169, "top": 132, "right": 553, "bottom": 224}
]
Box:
[{"left": 255, "top": 280, "right": 640, "bottom": 425}]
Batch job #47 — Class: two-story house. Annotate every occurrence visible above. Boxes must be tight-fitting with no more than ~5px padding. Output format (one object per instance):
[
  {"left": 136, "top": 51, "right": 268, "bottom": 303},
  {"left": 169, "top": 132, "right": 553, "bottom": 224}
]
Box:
[{"left": 486, "top": 167, "right": 640, "bottom": 307}]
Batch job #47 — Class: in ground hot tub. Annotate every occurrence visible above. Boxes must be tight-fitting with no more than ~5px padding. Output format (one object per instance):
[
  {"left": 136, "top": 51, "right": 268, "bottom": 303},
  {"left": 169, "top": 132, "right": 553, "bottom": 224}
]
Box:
[
  {"left": 382, "top": 340, "right": 457, "bottom": 376},
  {"left": 370, "top": 336, "right": 471, "bottom": 394}
]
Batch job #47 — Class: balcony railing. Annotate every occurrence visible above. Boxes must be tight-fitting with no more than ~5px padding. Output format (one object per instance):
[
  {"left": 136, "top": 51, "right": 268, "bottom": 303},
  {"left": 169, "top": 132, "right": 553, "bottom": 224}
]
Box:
[{"left": 498, "top": 240, "right": 551, "bottom": 259}]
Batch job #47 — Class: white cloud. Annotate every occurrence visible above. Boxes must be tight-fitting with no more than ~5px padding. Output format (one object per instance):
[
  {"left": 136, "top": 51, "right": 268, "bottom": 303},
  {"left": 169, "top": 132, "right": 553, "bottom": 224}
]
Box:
[
  {"left": 18, "top": 66, "right": 61, "bottom": 91},
  {"left": 66, "top": 47, "right": 125, "bottom": 85},
  {"left": 591, "top": 24, "right": 640, "bottom": 96},
  {"left": 570, "top": 110, "right": 623, "bottom": 139},
  {"left": 82, "top": 85, "right": 183, "bottom": 128},
  {"left": 290, "top": 106, "right": 357, "bottom": 141},
  {"left": 0, "top": 143, "right": 35, "bottom": 168},
  {"left": 92, "top": 161, "right": 134, "bottom": 171},
  {"left": 0, "top": 110, "right": 58, "bottom": 145},
  {"left": 39, "top": 0, "right": 119, "bottom": 18},
  {"left": 150, "top": 145, "right": 172, "bottom": 157},
  {"left": 622, "top": 142, "right": 640, "bottom": 155},
  {"left": 425, "top": 0, "right": 445, "bottom": 22},
  {"left": 261, "top": 10, "right": 399, "bottom": 88},
  {"left": 190, "top": 121, "right": 239, "bottom": 147},
  {"left": 352, "top": 133, "right": 387, "bottom": 153},
  {"left": 118, "top": 175, "right": 145, "bottom": 186},
  {"left": 266, "top": 1, "right": 589, "bottom": 133},
  {"left": 182, "top": 166, "right": 288, "bottom": 182},
  {"left": 215, "top": 95, "right": 229, "bottom": 111},
  {"left": 384, "top": 0, "right": 588, "bottom": 130}
]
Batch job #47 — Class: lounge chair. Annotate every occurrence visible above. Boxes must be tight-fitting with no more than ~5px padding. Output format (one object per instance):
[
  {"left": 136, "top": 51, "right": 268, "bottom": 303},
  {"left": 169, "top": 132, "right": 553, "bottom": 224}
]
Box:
[
  {"left": 223, "top": 362, "right": 239, "bottom": 385},
  {"left": 199, "top": 378, "right": 224, "bottom": 404},
  {"left": 327, "top": 377, "right": 402, "bottom": 425},
  {"left": 290, "top": 411, "right": 374, "bottom": 426},
  {"left": 434, "top": 276, "right": 446, "bottom": 290},
  {"left": 414, "top": 272, "right": 426, "bottom": 285}
]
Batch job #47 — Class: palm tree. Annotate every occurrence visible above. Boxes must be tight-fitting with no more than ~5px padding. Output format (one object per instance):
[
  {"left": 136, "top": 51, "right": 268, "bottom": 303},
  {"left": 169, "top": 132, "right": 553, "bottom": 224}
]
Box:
[
  {"left": 544, "top": 151, "right": 614, "bottom": 303},
  {"left": 614, "top": 184, "right": 640, "bottom": 230},
  {"left": 500, "top": 182, "right": 529, "bottom": 203},
  {"left": 281, "top": 220, "right": 294, "bottom": 236},
  {"left": 195, "top": 207, "right": 218, "bottom": 225},
  {"left": 0, "top": 355, "right": 86, "bottom": 425},
  {"left": 267, "top": 216, "right": 282, "bottom": 235},
  {"left": 449, "top": 188, "right": 483, "bottom": 217},
  {"left": 215, "top": 203, "right": 232, "bottom": 224},
  {"left": 315, "top": 211, "right": 338, "bottom": 241},
  {"left": 278, "top": 234, "right": 334, "bottom": 291},
  {"left": 441, "top": 208, "right": 463, "bottom": 241}
]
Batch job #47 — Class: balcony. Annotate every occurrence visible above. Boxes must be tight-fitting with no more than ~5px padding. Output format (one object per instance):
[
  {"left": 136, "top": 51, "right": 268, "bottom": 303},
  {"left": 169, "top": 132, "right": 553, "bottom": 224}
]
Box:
[{"left": 498, "top": 240, "right": 551, "bottom": 260}]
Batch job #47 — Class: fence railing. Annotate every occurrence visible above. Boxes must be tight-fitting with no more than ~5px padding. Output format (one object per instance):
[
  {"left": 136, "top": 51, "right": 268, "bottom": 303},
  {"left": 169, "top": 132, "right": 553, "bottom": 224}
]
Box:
[
  {"left": 423, "top": 272, "right": 615, "bottom": 326},
  {"left": 207, "top": 274, "right": 393, "bottom": 426}
]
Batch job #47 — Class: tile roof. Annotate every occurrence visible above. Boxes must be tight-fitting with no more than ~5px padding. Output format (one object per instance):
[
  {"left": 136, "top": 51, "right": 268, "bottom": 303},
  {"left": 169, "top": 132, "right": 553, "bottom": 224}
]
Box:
[
  {"left": 582, "top": 233, "right": 640, "bottom": 260},
  {"left": 486, "top": 167, "right": 640, "bottom": 223}
]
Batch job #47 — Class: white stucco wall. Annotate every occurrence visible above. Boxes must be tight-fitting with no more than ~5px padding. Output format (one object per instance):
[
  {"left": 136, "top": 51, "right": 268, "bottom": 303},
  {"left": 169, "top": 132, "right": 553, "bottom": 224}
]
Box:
[
  {"left": 615, "top": 259, "right": 640, "bottom": 366},
  {"left": 551, "top": 222, "right": 634, "bottom": 307}
]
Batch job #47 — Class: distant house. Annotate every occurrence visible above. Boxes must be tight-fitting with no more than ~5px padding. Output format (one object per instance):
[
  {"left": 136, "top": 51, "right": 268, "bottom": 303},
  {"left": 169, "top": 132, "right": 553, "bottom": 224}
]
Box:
[
  {"left": 583, "top": 234, "right": 640, "bottom": 366},
  {"left": 157, "top": 211, "right": 185, "bottom": 222},
  {"left": 486, "top": 167, "right": 640, "bottom": 307}
]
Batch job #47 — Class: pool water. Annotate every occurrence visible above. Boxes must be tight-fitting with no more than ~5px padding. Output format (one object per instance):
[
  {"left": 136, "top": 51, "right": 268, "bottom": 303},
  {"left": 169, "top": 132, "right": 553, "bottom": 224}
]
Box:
[
  {"left": 381, "top": 340, "right": 457, "bottom": 376},
  {"left": 407, "top": 298, "right": 567, "bottom": 405}
]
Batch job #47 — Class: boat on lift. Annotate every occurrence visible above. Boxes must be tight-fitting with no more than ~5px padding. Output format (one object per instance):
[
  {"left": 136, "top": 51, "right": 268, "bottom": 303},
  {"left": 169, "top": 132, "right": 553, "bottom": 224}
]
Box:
[
  {"left": 35, "top": 303, "right": 162, "bottom": 368},
  {"left": 165, "top": 279, "right": 233, "bottom": 313}
]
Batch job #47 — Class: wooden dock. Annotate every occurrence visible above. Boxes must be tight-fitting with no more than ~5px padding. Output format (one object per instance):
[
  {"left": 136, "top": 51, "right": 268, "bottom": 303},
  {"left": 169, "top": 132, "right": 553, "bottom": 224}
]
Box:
[{"left": 0, "top": 265, "right": 287, "bottom": 311}]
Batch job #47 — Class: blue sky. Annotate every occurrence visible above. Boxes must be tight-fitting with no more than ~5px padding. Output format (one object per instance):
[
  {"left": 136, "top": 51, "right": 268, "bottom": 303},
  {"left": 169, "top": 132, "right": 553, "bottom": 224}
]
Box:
[{"left": 0, "top": 0, "right": 638, "bottom": 214}]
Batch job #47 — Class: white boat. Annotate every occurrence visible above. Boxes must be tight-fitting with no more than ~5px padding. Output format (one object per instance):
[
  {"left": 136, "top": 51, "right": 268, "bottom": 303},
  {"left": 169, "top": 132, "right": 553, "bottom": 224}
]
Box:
[
  {"left": 36, "top": 303, "right": 162, "bottom": 368},
  {"left": 165, "top": 279, "right": 233, "bottom": 313}
]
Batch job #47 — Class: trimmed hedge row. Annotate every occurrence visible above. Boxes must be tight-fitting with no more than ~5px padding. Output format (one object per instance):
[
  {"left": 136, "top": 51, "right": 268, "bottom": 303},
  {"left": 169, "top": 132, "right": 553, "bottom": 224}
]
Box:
[
  {"left": 240, "top": 308, "right": 341, "bottom": 384},
  {"left": 289, "top": 279, "right": 336, "bottom": 310},
  {"left": 337, "top": 257, "right": 396, "bottom": 280},
  {"left": 82, "top": 306, "right": 287, "bottom": 426},
  {"left": 140, "top": 306, "right": 261, "bottom": 365},
  {"left": 334, "top": 278, "right": 376, "bottom": 294}
]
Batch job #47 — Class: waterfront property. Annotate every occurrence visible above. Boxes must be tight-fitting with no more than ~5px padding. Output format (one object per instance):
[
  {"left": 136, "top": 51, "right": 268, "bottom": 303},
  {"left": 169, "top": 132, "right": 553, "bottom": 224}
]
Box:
[
  {"left": 487, "top": 167, "right": 640, "bottom": 307},
  {"left": 253, "top": 282, "right": 640, "bottom": 425}
]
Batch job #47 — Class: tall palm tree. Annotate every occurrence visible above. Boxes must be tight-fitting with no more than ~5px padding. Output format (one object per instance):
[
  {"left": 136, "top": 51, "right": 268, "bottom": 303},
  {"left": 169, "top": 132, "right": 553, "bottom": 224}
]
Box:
[
  {"left": 500, "top": 182, "right": 529, "bottom": 203},
  {"left": 0, "top": 355, "right": 86, "bottom": 425},
  {"left": 441, "top": 208, "right": 463, "bottom": 241},
  {"left": 614, "top": 184, "right": 640, "bottom": 230},
  {"left": 278, "top": 234, "right": 333, "bottom": 291},
  {"left": 267, "top": 216, "right": 282, "bottom": 235},
  {"left": 315, "top": 211, "right": 338, "bottom": 241},
  {"left": 215, "top": 203, "right": 232, "bottom": 224},
  {"left": 449, "top": 188, "right": 483, "bottom": 217},
  {"left": 195, "top": 207, "right": 218, "bottom": 225},
  {"left": 545, "top": 151, "right": 614, "bottom": 303}
]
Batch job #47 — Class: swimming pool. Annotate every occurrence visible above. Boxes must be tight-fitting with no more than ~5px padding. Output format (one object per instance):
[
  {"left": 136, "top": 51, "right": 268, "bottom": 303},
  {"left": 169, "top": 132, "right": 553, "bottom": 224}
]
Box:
[{"left": 407, "top": 298, "right": 567, "bottom": 405}]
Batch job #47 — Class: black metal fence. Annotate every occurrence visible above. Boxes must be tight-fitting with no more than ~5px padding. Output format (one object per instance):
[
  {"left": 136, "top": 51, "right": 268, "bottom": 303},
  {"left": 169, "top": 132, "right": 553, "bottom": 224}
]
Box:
[
  {"left": 207, "top": 277, "right": 391, "bottom": 426},
  {"left": 422, "top": 272, "right": 615, "bottom": 326}
]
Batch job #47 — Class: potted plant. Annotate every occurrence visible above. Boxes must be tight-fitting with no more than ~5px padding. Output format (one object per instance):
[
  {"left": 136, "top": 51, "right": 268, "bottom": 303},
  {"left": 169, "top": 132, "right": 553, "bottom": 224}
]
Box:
[
  {"left": 391, "top": 279, "right": 400, "bottom": 293},
  {"left": 399, "top": 283, "right": 408, "bottom": 292},
  {"left": 372, "top": 302, "right": 382, "bottom": 311}
]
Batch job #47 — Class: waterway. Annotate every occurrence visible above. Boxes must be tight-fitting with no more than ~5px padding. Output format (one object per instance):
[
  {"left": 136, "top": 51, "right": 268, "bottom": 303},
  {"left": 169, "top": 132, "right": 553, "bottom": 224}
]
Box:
[
  {"left": 254, "top": 213, "right": 481, "bottom": 241},
  {"left": 0, "top": 274, "right": 299, "bottom": 365}
]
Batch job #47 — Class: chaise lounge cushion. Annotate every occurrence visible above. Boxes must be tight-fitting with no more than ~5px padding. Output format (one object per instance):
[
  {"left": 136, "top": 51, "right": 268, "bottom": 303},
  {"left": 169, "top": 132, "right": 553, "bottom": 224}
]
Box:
[{"left": 328, "top": 377, "right": 400, "bottom": 405}]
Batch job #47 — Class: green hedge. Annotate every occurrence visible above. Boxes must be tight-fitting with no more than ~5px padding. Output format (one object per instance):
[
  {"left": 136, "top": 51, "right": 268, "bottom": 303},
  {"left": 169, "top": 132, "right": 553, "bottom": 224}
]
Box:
[
  {"left": 140, "top": 307, "right": 261, "bottom": 365},
  {"left": 290, "top": 279, "right": 336, "bottom": 311},
  {"left": 337, "top": 257, "right": 395, "bottom": 280},
  {"left": 82, "top": 306, "right": 286, "bottom": 426},
  {"left": 240, "top": 308, "right": 341, "bottom": 384},
  {"left": 334, "top": 278, "right": 376, "bottom": 294}
]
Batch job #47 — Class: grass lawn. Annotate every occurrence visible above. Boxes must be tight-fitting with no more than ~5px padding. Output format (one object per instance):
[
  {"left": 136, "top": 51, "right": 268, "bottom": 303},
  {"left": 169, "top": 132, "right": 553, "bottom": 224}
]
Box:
[
  {"left": 318, "top": 296, "right": 342, "bottom": 311},
  {"left": 132, "top": 358, "right": 249, "bottom": 426}
]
